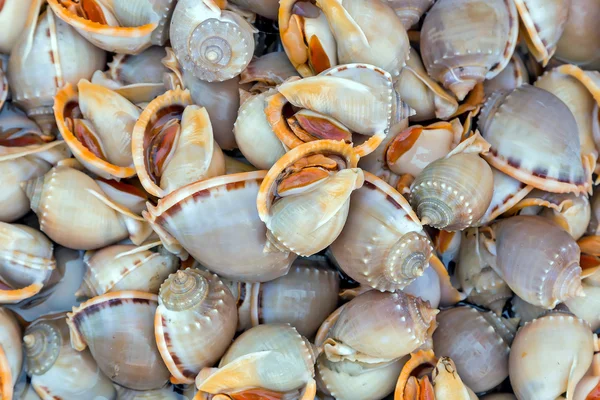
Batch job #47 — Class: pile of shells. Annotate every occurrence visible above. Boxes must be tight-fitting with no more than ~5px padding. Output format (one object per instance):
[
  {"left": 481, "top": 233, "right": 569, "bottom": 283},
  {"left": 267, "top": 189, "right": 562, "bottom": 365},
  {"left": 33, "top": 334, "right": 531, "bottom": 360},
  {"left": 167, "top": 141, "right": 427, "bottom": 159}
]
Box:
[{"left": 1, "top": 0, "right": 600, "bottom": 399}]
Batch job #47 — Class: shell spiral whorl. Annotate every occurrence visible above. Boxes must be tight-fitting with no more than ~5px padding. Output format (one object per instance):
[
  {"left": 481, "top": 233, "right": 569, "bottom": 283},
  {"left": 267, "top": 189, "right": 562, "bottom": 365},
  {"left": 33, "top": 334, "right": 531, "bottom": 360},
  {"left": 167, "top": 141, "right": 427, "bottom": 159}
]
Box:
[
  {"left": 24, "top": 322, "right": 62, "bottom": 376},
  {"left": 159, "top": 269, "right": 210, "bottom": 311},
  {"left": 384, "top": 232, "right": 432, "bottom": 286}
]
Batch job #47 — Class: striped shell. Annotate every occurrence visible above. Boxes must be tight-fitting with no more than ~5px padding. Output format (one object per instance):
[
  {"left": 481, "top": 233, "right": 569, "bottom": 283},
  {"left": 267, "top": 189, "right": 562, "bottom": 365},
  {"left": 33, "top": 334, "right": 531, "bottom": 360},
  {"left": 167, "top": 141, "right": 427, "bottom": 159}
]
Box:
[
  {"left": 66, "top": 291, "right": 171, "bottom": 390},
  {"left": 144, "top": 171, "right": 296, "bottom": 281},
  {"left": 477, "top": 167, "right": 533, "bottom": 226},
  {"left": 155, "top": 269, "right": 237, "bottom": 384},
  {"left": 329, "top": 172, "right": 433, "bottom": 292}
]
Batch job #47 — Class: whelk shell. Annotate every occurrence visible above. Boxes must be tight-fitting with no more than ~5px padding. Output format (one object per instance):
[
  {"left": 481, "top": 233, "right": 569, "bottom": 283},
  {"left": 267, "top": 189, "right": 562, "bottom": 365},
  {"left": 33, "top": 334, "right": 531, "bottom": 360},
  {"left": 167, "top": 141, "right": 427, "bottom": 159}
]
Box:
[
  {"left": 66, "top": 291, "right": 171, "bottom": 390},
  {"left": 420, "top": 0, "right": 519, "bottom": 100},
  {"left": 257, "top": 140, "right": 364, "bottom": 257},
  {"left": 132, "top": 87, "right": 225, "bottom": 198},
  {"left": 329, "top": 171, "right": 433, "bottom": 292},
  {"left": 155, "top": 269, "right": 237, "bottom": 384}
]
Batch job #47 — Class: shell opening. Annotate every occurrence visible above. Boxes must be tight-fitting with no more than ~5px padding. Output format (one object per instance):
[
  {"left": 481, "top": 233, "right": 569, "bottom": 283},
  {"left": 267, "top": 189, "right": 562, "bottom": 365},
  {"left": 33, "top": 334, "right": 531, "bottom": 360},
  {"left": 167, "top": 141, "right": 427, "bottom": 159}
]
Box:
[
  {"left": 288, "top": 110, "right": 353, "bottom": 143},
  {"left": 159, "top": 269, "right": 209, "bottom": 311},
  {"left": 24, "top": 322, "right": 62, "bottom": 376},
  {"left": 59, "top": 0, "right": 113, "bottom": 24}
]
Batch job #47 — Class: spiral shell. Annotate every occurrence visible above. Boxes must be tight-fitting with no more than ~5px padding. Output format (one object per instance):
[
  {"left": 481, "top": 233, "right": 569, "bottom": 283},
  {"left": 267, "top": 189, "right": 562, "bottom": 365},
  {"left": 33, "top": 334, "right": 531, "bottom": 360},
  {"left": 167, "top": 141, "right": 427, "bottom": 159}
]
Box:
[
  {"left": 196, "top": 324, "right": 317, "bottom": 398},
  {"left": 409, "top": 134, "right": 494, "bottom": 230},
  {"left": 330, "top": 172, "right": 433, "bottom": 292},
  {"left": 565, "top": 281, "right": 600, "bottom": 331},
  {"left": 170, "top": 0, "right": 255, "bottom": 82},
  {"left": 385, "top": 0, "right": 434, "bottom": 29},
  {"left": 509, "top": 312, "right": 595, "bottom": 400},
  {"left": 555, "top": 0, "right": 600, "bottom": 65},
  {"left": 323, "top": 290, "right": 438, "bottom": 362},
  {"left": 66, "top": 291, "right": 170, "bottom": 390},
  {"left": 420, "top": 0, "right": 519, "bottom": 100},
  {"left": 77, "top": 243, "right": 179, "bottom": 298},
  {"left": 0, "top": 308, "right": 22, "bottom": 399},
  {"left": 8, "top": 2, "right": 107, "bottom": 134},
  {"left": 483, "top": 53, "right": 529, "bottom": 98},
  {"left": 477, "top": 167, "right": 533, "bottom": 226},
  {"left": 0, "top": 223, "right": 56, "bottom": 304},
  {"left": 479, "top": 85, "right": 589, "bottom": 194},
  {"left": 132, "top": 87, "right": 225, "bottom": 198},
  {"left": 47, "top": 0, "right": 175, "bottom": 54},
  {"left": 433, "top": 306, "right": 516, "bottom": 393},
  {"left": 144, "top": 171, "right": 296, "bottom": 281},
  {"left": 155, "top": 269, "right": 237, "bottom": 384},
  {"left": 24, "top": 315, "right": 116, "bottom": 399},
  {"left": 257, "top": 140, "right": 364, "bottom": 257},
  {"left": 22, "top": 166, "right": 151, "bottom": 250},
  {"left": 490, "top": 215, "right": 584, "bottom": 308},
  {"left": 402, "top": 263, "right": 442, "bottom": 309}
]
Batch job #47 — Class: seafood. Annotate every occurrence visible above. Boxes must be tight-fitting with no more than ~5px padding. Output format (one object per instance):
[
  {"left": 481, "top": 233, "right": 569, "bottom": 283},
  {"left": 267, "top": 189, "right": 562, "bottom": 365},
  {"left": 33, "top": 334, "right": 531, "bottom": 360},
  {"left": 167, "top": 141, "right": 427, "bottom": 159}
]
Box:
[
  {"left": 47, "top": 0, "right": 175, "bottom": 54},
  {"left": 196, "top": 324, "right": 317, "bottom": 399},
  {"left": 132, "top": 87, "right": 226, "bottom": 197},
  {"left": 409, "top": 133, "right": 494, "bottom": 230},
  {"left": 170, "top": 0, "right": 256, "bottom": 82},
  {"left": 144, "top": 171, "right": 296, "bottom": 281},
  {"left": 0, "top": 308, "right": 22, "bottom": 399},
  {"left": 67, "top": 291, "right": 171, "bottom": 390},
  {"left": 509, "top": 312, "right": 595, "bottom": 400},
  {"left": 555, "top": 0, "right": 600, "bottom": 65},
  {"left": 23, "top": 165, "right": 152, "bottom": 250},
  {"left": 8, "top": 1, "right": 107, "bottom": 134},
  {"left": 256, "top": 140, "right": 364, "bottom": 257},
  {"left": 329, "top": 172, "right": 433, "bottom": 292},
  {"left": 433, "top": 306, "right": 517, "bottom": 392},
  {"left": 483, "top": 53, "right": 529, "bottom": 98},
  {"left": 420, "top": 0, "right": 518, "bottom": 100},
  {"left": 479, "top": 85, "right": 590, "bottom": 194},
  {"left": 0, "top": 223, "right": 56, "bottom": 304},
  {"left": 54, "top": 79, "right": 140, "bottom": 180},
  {"left": 155, "top": 269, "right": 237, "bottom": 384},
  {"left": 76, "top": 243, "right": 179, "bottom": 298},
  {"left": 486, "top": 215, "right": 584, "bottom": 309},
  {"left": 24, "top": 315, "right": 117, "bottom": 399}
]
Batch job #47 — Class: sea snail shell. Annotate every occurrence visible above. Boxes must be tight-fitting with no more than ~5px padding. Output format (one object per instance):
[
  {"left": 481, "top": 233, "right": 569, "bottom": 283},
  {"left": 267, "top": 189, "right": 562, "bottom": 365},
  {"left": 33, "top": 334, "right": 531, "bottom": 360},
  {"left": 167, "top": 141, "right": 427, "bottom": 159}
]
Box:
[
  {"left": 170, "top": 0, "right": 256, "bottom": 82},
  {"left": 385, "top": 0, "right": 435, "bottom": 29},
  {"left": 0, "top": 308, "right": 22, "bottom": 399},
  {"left": 155, "top": 269, "right": 237, "bottom": 384},
  {"left": 329, "top": 172, "right": 433, "bottom": 292}
]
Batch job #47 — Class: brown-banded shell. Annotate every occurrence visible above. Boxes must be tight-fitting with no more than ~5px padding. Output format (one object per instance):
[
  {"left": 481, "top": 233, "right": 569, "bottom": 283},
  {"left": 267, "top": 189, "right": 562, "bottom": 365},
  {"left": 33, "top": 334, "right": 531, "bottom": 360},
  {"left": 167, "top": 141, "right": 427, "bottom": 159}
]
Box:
[
  {"left": 397, "top": 48, "right": 459, "bottom": 122},
  {"left": 162, "top": 46, "right": 240, "bottom": 150},
  {"left": 420, "top": 0, "right": 519, "bottom": 100},
  {"left": 514, "top": 0, "right": 570, "bottom": 66},
  {"left": 95, "top": 178, "right": 149, "bottom": 216},
  {"left": 54, "top": 80, "right": 140, "bottom": 180},
  {"left": 314, "top": 0, "right": 410, "bottom": 77},
  {"left": 483, "top": 53, "right": 529, "bottom": 98},
  {"left": 0, "top": 223, "right": 56, "bottom": 304},
  {"left": 322, "top": 290, "right": 438, "bottom": 362},
  {"left": 170, "top": 0, "right": 256, "bottom": 82},
  {"left": 256, "top": 140, "right": 364, "bottom": 257},
  {"left": 509, "top": 312, "right": 595, "bottom": 400},
  {"left": 278, "top": 0, "right": 338, "bottom": 77},
  {"left": 329, "top": 172, "right": 433, "bottom": 292},
  {"left": 47, "top": 0, "right": 175, "bottom": 54},
  {"left": 479, "top": 85, "right": 590, "bottom": 194},
  {"left": 0, "top": 308, "right": 22, "bottom": 399},
  {"left": 409, "top": 133, "right": 494, "bottom": 230},
  {"left": 132, "top": 87, "right": 225, "bottom": 198},
  {"left": 196, "top": 324, "right": 317, "bottom": 399},
  {"left": 265, "top": 64, "right": 396, "bottom": 157},
  {"left": 234, "top": 88, "right": 286, "bottom": 170},
  {"left": 23, "top": 166, "right": 152, "bottom": 250},
  {"left": 476, "top": 167, "right": 533, "bottom": 226},
  {"left": 0, "top": 105, "right": 70, "bottom": 223},
  {"left": 0, "top": 0, "right": 36, "bottom": 54},
  {"left": 24, "top": 315, "right": 117, "bottom": 399},
  {"left": 385, "top": 0, "right": 434, "bottom": 29},
  {"left": 488, "top": 215, "right": 584, "bottom": 309},
  {"left": 456, "top": 228, "right": 512, "bottom": 315},
  {"left": 155, "top": 269, "right": 237, "bottom": 384},
  {"left": 8, "top": 1, "right": 107, "bottom": 134},
  {"left": 144, "top": 171, "right": 296, "bottom": 281},
  {"left": 225, "top": 257, "right": 340, "bottom": 338},
  {"left": 66, "top": 291, "right": 171, "bottom": 390},
  {"left": 239, "top": 52, "right": 298, "bottom": 88},
  {"left": 77, "top": 243, "right": 179, "bottom": 298},
  {"left": 535, "top": 65, "right": 600, "bottom": 176},
  {"left": 432, "top": 306, "right": 517, "bottom": 393},
  {"left": 555, "top": 0, "right": 600, "bottom": 65}
]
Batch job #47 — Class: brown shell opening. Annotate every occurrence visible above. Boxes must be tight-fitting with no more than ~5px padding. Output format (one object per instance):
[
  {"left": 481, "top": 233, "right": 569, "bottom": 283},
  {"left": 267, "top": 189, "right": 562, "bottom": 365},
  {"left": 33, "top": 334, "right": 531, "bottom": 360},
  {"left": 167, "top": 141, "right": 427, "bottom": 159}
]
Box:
[
  {"left": 96, "top": 178, "right": 149, "bottom": 200},
  {"left": 395, "top": 350, "right": 438, "bottom": 400},
  {"left": 60, "top": 99, "right": 112, "bottom": 162},
  {"left": 229, "top": 388, "right": 288, "bottom": 400},
  {"left": 60, "top": 0, "right": 110, "bottom": 24},
  {"left": 143, "top": 105, "right": 186, "bottom": 185}
]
